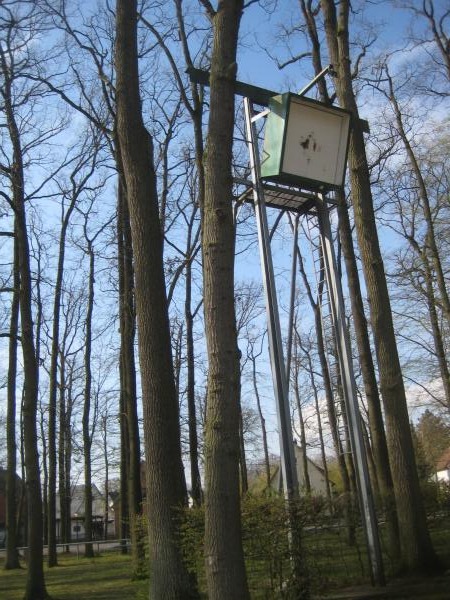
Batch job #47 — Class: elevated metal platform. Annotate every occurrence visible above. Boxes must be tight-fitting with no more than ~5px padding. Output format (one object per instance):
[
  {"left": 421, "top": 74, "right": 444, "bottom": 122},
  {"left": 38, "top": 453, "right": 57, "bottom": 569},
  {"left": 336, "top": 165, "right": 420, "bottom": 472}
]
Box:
[{"left": 234, "top": 178, "right": 337, "bottom": 215}]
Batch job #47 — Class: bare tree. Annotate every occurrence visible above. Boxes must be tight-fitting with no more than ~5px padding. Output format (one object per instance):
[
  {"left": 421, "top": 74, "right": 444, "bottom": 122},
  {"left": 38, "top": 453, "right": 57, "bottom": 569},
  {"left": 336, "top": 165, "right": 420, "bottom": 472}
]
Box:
[
  {"left": 321, "top": 0, "right": 440, "bottom": 573},
  {"left": 117, "top": 175, "right": 145, "bottom": 569},
  {"left": 402, "top": 0, "right": 450, "bottom": 95},
  {"left": 291, "top": 324, "right": 312, "bottom": 495},
  {"left": 246, "top": 330, "right": 272, "bottom": 490},
  {"left": 0, "top": 3, "right": 54, "bottom": 596},
  {"left": 115, "top": 1, "right": 198, "bottom": 597},
  {"left": 295, "top": 232, "right": 354, "bottom": 543},
  {"left": 46, "top": 131, "right": 102, "bottom": 566},
  {"left": 199, "top": 0, "right": 250, "bottom": 597},
  {"left": 5, "top": 225, "right": 20, "bottom": 569},
  {"left": 295, "top": 328, "right": 333, "bottom": 505},
  {"left": 75, "top": 203, "right": 112, "bottom": 558}
]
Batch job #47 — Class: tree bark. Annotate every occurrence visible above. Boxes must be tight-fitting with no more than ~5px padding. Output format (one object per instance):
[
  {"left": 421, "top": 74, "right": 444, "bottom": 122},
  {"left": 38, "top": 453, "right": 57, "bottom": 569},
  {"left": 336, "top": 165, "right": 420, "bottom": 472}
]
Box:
[
  {"left": 297, "top": 331, "right": 333, "bottom": 504},
  {"left": 336, "top": 189, "right": 400, "bottom": 560},
  {"left": 297, "top": 242, "right": 354, "bottom": 540},
  {"left": 299, "top": 0, "right": 391, "bottom": 540},
  {"left": 248, "top": 336, "right": 272, "bottom": 490},
  {"left": 174, "top": 0, "right": 206, "bottom": 507},
  {"left": 117, "top": 175, "right": 145, "bottom": 573},
  {"left": 201, "top": 1, "right": 249, "bottom": 598},
  {"left": 185, "top": 231, "right": 202, "bottom": 506},
  {"left": 58, "top": 350, "right": 71, "bottom": 550},
  {"left": 1, "top": 44, "right": 49, "bottom": 598},
  {"left": 422, "top": 255, "right": 450, "bottom": 409},
  {"left": 5, "top": 226, "right": 20, "bottom": 570},
  {"left": 293, "top": 356, "right": 311, "bottom": 494},
  {"left": 321, "top": 0, "right": 440, "bottom": 572},
  {"left": 83, "top": 243, "right": 95, "bottom": 559},
  {"left": 118, "top": 368, "right": 129, "bottom": 554},
  {"left": 47, "top": 176, "right": 78, "bottom": 567},
  {"left": 115, "top": 2, "right": 198, "bottom": 597},
  {"left": 297, "top": 0, "right": 399, "bottom": 554}
]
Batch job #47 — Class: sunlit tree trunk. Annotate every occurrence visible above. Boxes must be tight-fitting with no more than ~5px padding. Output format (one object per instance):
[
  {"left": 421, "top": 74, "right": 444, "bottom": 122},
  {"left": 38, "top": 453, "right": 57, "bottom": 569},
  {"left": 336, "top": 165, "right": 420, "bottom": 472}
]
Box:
[
  {"left": 336, "top": 188, "right": 400, "bottom": 560},
  {"left": 115, "top": 1, "right": 198, "bottom": 596},
  {"left": 185, "top": 220, "right": 202, "bottom": 506},
  {"left": 201, "top": 1, "right": 249, "bottom": 597},
  {"left": 297, "top": 331, "right": 333, "bottom": 505},
  {"left": 5, "top": 227, "right": 20, "bottom": 570},
  {"left": 83, "top": 243, "right": 95, "bottom": 559},
  {"left": 297, "top": 241, "right": 354, "bottom": 541},
  {"left": 249, "top": 338, "right": 271, "bottom": 489},
  {"left": 321, "top": 0, "right": 440, "bottom": 572},
  {"left": 2, "top": 47, "right": 49, "bottom": 598},
  {"left": 292, "top": 349, "right": 311, "bottom": 494},
  {"left": 117, "top": 174, "right": 145, "bottom": 572}
]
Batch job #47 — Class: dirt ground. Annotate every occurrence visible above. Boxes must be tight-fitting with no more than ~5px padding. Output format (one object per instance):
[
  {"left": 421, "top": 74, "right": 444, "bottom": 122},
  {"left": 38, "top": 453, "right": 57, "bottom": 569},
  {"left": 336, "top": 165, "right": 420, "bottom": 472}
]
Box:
[{"left": 316, "top": 572, "right": 450, "bottom": 600}]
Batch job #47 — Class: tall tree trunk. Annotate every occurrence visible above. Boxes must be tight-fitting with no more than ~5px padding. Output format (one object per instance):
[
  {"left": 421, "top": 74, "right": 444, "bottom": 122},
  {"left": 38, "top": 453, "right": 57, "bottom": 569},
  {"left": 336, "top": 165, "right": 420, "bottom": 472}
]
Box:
[
  {"left": 422, "top": 253, "right": 450, "bottom": 409},
  {"left": 58, "top": 351, "right": 70, "bottom": 550},
  {"left": 292, "top": 332, "right": 311, "bottom": 494},
  {"left": 4, "top": 88, "right": 49, "bottom": 600},
  {"left": 386, "top": 69, "right": 450, "bottom": 328},
  {"left": 250, "top": 343, "right": 271, "bottom": 490},
  {"left": 19, "top": 393, "right": 27, "bottom": 548},
  {"left": 39, "top": 406, "right": 49, "bottom": 548},
  {"left": 118, "top": 377, "right": 129, "bottom": 554},
  {"left": 47, "top": 183, "right": 78, "bottom": 566},
  {"left": 293, "top": 381, "right": 311, "bottom": 494},
  {"left": 5, "top": 227, "right": 20, "bottom": 570},
  {"left": 201, "top": 2, "right": 249, "bottom": 598},
  {"left": 103, "top": 416, "right": 109, "bottom": 541},
  {"left": 117, "top": 184, "right": 130, "bottom": 554},
  {"left": 175, "top": 0, "right": 206, "bottom": 508},
  {"left": 185, "top": 250, "right": 202, "bottom": 506},
  {"left": 1, "top": 43, "right": 49, "bottom": 599},
  {"left": 238, "top": 403, "right": 249, "bottom": 495},
  {"left": 65, "top": 361, "right": 74, "bottom": 550},
  {"left": 299, "top": 0, "right": 392, "bottom": 540},
  {"left": 321, "top": 0, "right": 440, "bottom": 572},
  {"left": 83, "top": 244, "right": 95, "bottom": 559},
  {"left": 297, "top": 241, "right": 354, "bottom": 541},
  {"left": 117, "top": 175, "right": 145, "bottom": 573},
  {"left": 298, "top": 334, "right": 333, "bottom": 505},
  {"left": 336, "top": 189, "right": 400, "bottom": 561},
  {"left": 115, "top": 2, "right": 197, "bottom": 597}
]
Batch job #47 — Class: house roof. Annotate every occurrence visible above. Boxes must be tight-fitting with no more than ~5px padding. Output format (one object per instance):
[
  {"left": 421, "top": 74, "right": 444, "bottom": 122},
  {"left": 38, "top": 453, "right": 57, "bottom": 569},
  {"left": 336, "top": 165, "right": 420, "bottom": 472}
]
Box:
[
  {"left": 436, "top": 447, "right": 450, "bottom": 472},
  {"left": 56, "top": 484, "right": 108, "bottom": 519}
]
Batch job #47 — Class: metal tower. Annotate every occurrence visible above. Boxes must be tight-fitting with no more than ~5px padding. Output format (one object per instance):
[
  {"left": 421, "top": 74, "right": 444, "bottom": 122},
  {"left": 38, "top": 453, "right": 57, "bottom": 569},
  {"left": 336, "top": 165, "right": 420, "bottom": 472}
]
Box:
[
  {"left": 241, "top": 93, "right": 385, "bottom": 587},
  {"left": 187, "top": 66, "right": 384, "bottom": 587}
]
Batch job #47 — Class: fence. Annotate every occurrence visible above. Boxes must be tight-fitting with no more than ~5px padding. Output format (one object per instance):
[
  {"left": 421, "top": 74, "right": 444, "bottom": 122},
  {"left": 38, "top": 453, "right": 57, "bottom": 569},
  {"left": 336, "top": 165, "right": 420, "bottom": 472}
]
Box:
[{"left": 14, "top": 539, "right": 131, "bottom": 560}]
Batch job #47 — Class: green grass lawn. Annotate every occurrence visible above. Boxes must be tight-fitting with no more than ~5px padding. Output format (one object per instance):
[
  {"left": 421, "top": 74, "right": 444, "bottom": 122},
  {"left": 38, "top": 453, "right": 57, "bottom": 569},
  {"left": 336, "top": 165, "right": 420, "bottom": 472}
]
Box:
[{"left": 0, "top": 552, "right": 148, "bottom": 600}]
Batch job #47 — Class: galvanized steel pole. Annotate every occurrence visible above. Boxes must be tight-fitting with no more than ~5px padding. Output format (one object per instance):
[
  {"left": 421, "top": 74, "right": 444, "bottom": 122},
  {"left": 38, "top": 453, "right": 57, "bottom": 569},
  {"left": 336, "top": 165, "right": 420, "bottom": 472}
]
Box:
[
  {"left": 317, "top": 197, "right": 385, "bottom": 586},
  {"left": 243, "top": 97, "right": 298, "bottom": 498}
]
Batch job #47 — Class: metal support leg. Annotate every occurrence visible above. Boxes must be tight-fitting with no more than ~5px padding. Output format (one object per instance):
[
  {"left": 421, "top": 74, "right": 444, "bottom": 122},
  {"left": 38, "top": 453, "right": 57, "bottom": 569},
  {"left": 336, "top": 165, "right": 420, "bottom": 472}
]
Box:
[
  {"left": 286, "top": 214, "right": 299, "bottom": 392},
  {"left": 317, "top": 197, "right": 385, "bottom": 586},
  {"left": 243, "top": 97, "right": 298, "bottom": 498}
]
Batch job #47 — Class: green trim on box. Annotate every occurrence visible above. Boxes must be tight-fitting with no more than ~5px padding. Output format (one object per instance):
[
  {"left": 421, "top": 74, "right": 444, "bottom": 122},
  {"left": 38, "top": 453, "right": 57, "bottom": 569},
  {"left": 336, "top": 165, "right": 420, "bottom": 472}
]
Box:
[{"left": 260, "top": 94, "right": 287, "bottom": 179}]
